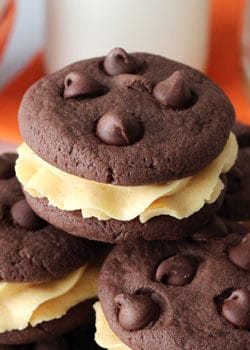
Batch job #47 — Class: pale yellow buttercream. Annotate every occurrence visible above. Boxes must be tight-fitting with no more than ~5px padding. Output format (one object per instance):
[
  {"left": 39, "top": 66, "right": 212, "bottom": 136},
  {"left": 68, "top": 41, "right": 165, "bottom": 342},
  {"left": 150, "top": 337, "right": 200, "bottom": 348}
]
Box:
[
  {"left": 16, "top": 133, "right": 238, "bottom": 223},
  {"left": 0, "top": 263, "right": 98, "bottom": 333},
  {"left": 94, "top": 302, "right": 131, "bottom": 350}
]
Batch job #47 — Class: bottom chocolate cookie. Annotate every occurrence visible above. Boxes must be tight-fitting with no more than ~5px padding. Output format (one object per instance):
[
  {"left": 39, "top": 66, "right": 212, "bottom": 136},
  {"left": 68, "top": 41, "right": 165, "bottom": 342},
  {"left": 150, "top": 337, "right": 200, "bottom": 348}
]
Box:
[
  {"left": 0, "top": 326, "right": 101, "bottom": 350},
  {"left": 0, "top": 300, "right": 94, "bottom": 345},
  {"left": 96, "top": 218, "right": 250, "bottom": 350},
  {"left": 25, "top": 188, "right": 225, "bottom": 243}
]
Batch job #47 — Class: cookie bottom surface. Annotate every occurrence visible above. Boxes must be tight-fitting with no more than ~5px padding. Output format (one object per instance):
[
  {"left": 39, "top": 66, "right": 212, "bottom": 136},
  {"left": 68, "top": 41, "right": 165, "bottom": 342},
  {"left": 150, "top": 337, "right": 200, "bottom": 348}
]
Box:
[
  {"left": 0, "top": 299, "right": 95, "bottom": 345},
  {"left": 0, "top": 326, "right": 101, "bottom": 350},
  {"left": 25, "top": 189, "right": 225, "bottom": 243}
]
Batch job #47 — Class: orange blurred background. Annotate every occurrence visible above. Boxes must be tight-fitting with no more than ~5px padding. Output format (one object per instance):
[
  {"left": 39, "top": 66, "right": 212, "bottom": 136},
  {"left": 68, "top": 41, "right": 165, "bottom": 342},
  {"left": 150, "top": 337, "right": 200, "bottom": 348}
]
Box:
[{"left": 0, "top": 0, "right": 249, "bottom": 143}]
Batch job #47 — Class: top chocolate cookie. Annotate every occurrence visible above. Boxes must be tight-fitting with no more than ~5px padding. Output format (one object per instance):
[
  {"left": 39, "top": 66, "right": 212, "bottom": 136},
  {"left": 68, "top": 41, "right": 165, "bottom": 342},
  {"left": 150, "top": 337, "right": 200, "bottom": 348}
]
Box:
[{"left": 18, "top": 48, "right": 235, "bottom": 185}]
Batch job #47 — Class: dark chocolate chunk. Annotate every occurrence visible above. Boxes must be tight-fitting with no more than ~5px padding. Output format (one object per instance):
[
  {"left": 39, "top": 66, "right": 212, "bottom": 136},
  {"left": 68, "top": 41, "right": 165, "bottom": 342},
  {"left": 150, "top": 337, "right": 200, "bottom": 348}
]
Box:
[
  {"left": 103, "top": 48, "right": 139, "bottom": 76},
  {"left": 114, "top": 293, "right": 159, "bottom": 331},
  {"left": 221, "top": 288, "right": 250, "bottom": 329},
  {"left": 153, "top": 70, "right": 192, "bottom": 108},
  {"left": 228, "top": 233, "right": 250, "bottom": 271},
  {"left": 96, "top": 111, "right": 143, "bottom": 146},
  {"left": 10, "top": 199, "right": 46, "bottom": 231},
  {"left": 156, "top": 255, "right": 197, "bottom": 286},
  {"left": 64, "top": 72, "right": 106, "bottom": 99}
]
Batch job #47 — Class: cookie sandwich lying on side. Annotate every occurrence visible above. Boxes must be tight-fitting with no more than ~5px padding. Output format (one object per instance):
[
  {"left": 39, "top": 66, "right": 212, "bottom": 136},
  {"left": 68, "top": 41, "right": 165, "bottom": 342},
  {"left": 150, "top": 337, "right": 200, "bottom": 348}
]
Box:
[
  {"left": 16, "top": 48, "right": 238, "bottom": 243},
  {"left": 0, "top": 154, "right": 103, "bottom": 346}
]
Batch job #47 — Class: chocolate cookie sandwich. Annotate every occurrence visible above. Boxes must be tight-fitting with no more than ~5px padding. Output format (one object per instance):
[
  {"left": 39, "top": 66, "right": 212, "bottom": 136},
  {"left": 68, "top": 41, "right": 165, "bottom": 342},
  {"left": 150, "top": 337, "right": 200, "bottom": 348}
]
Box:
[
  {"left": 0, "top": 154, "right": 103, "bottom": 345},
  {"left": 95, "top": 218, "right": 250, "bottom": 350},
  {"left": 220, "top": 121, "right": 250, "bottom": 226},
  {"left": 16, "top": 48, "right": 237, "bottom": 243}
]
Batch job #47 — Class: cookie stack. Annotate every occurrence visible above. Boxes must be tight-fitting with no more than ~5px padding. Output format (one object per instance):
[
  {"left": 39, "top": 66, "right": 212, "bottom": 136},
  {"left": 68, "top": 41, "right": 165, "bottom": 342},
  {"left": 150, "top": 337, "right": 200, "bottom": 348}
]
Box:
[
  {"left": 8, "top": 48, "right": 250, "bottom": 349},
  {"left": 0, "top": 156, "right": 102, "bottom": 348}
]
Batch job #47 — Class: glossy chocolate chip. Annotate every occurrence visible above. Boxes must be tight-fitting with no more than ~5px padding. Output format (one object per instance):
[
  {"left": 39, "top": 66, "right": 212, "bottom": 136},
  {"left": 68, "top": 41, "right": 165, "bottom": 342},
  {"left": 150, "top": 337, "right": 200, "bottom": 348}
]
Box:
[
  {"left": 153, "top": 70, "right": 193, "bottom": 108},
  {"left": 0, "top": 154, "right": 16, "bottom": 180},
  {"left": 156, "top": 255, "right": 197, "bottom": 286},
  {"left": 103, "top": 48, "right": 139, "bottom": 76},
  {"left": 10, "top": 199, "right": 47, "bottom": 231},
  {"left": 228, "top": 233, "right": 250, "bottom": 271},
  {"left": 96, "top": 111, "right": 143, "bottom": 146},
  {"left": 227, "top": 167, "right": 243, "bottom": 194},
  {"left": 63, "top": 72, "right": 106, "bottom": 99},
  {"left": 114, "top": 293, "right": 159, "bottom": 331},
  {"left": 221, "top": 288, "right": 250, "bottom": 329}
]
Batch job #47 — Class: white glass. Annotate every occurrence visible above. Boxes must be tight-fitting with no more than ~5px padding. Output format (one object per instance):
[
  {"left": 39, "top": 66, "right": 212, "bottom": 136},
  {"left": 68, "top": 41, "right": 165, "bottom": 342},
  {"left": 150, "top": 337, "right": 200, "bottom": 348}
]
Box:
[{"left": 45, "top": 0, "right": 210, "bottom": 73}]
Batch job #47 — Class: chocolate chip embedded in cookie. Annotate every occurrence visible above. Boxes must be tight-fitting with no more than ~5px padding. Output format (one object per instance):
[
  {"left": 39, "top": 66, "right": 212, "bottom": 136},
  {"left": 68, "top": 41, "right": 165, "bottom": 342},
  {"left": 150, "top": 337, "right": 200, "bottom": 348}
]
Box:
[
  {"left": 96, "top": 111, "right": 143, "bottom": 146},
  {"left": 220, "top": 288, "right": 250, "bottom": 329},
  {"left": 153, "top": 70, "right": 193, "bottom": 108},
  {"left": 96, "top": 219, "right": 250, "bottom": 350},
  {"left": 103, "top": 48, "right": 140, "bottom": 77}
]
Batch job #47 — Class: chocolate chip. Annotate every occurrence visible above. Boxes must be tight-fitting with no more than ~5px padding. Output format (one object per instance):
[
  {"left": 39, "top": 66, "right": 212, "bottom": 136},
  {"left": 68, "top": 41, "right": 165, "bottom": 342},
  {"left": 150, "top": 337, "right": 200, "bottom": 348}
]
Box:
[
  {"left": 228, "top": 233, "right": 250, "bottom": 271},
  {"left": 63, "top": 72, "right": 106, "bottom": 99},
  {"left": 153, "top": 70, "right": 193, "bottom": 108},
  {"left": 221, "top": 288, "right": 250, "bottom": 329},
  {"left": 0, "top": 154, "right": 16, "bottom": 180},
  {"left": 103, "top": 48, "right": 139, "bottom": 76},
  {"left": 156, "top": 255, "right": 197, "bottom": 286},
  {"left": 96, "top": 111, "right": 143, "bottom": 146},
  {"left": 114, "top": 293, "right": 159, "bottom": 331},
  {"left": 10, "top": 199, "right": 47, "bottom": 231},
  {"left": 227, "top": 167, "right": 243, "bottom": 194}
]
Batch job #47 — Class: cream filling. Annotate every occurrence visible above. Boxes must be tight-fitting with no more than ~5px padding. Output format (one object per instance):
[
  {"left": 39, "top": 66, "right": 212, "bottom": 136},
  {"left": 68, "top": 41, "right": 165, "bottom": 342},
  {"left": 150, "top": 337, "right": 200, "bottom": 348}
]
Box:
[
  {"left": 0, "top": 263, "right": 99, "bottom": 333},
  {"left": 16, "top": 133, "right": 238, "bottom": 223},
  {"left": 94, "top": 302, "right": 131, "bottom": 350}
]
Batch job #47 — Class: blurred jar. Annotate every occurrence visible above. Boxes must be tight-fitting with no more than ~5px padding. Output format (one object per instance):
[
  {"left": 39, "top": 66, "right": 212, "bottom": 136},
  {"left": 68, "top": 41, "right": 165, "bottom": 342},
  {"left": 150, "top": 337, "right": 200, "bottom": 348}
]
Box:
[
  {"left": 242, "top": 0, "right": 250, "bottom": 82},
  {"left": 45, "top": 0, "right": 210, "bottom": 73},
  {"left": 0, "top": 0, "right": 8, "bottom": 19}
]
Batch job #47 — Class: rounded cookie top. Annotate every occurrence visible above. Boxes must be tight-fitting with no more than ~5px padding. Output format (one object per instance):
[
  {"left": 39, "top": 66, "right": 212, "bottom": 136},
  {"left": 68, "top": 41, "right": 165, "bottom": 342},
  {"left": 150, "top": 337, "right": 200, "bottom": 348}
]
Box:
[
  {"left": 0, "top": 154, "right": 98, "bottom": 282},
  {"left": 19, "top": 48, "right": 235, "bottom": 185},
  {"left": 98, "top": 218, "right": 250, "bottom": 350}
]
